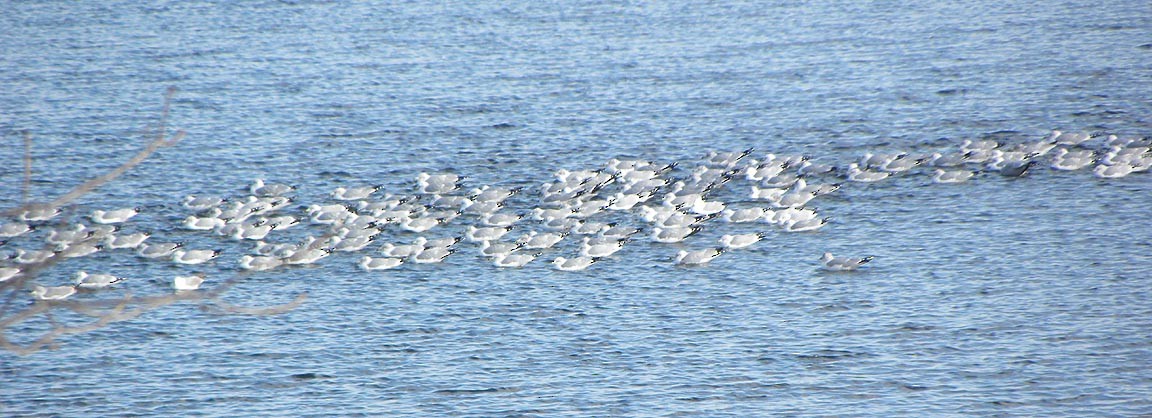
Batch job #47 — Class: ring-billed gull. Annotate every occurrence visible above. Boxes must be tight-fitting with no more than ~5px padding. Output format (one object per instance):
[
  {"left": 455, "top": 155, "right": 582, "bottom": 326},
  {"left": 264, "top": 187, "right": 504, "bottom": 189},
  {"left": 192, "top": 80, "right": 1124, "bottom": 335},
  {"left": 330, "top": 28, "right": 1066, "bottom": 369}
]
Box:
[
  {"left": 719, "top": 233, "right": 765, "bottom": 249},
  {"left": 173, "top": 274, "right": 205, "bottom": 291},
  {"left": 89, "top": 207, "right": 140, "bottom": 224},
  {"left": 74, "top": 271, "right": 125, "bottom": 289},
  {"left": 820, "top": 252, "right": 874, "bottom": 271},
  {"left": 359, "top": 255, "right": 404, "bottom": 271},
  {"left": 32, "top": 285, "right": 76, "bottom": 301},
  {"left": 552, "top": 256, "right": 600, "bottom": 271},
  {"left": 171, "top": 249, "right": 222, "bottom": 265},
  {"left": 239, "top": 255, "right": 284, "bottom": 271},
  {"left": 675, "top": 247, "right": 724, "bottom": 265}
]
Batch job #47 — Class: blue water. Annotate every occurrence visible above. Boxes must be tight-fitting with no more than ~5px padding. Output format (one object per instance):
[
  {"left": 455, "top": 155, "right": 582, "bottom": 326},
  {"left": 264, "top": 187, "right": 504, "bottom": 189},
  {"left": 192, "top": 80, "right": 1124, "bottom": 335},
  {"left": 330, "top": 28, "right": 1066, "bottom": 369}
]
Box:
[{"left": 2, "top": 1, "right": 1151, "bottom": 416}]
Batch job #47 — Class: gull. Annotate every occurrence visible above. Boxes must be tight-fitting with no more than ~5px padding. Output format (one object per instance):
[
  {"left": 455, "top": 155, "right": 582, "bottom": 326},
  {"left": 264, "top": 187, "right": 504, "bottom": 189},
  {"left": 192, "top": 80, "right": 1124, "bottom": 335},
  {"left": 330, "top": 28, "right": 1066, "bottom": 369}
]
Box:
[
  {"left": 231, "top": 221, "right": 277, "bottom": 241},
  {"left": 19, "top": 205, "right": 61, "bottom": 222},
  {"left": 656, "top": 211, "right": 716, "bottom": 228},
  {"left": 173, "top": 274, "right": 205, "bottom": 291},
  {"left": 360, "top": 255, "right": 404, "bottom": 271},
  {"left": 105, "top": 232, "right": 151, "bottom": 249},
  {"left": 481, "top": 212, "right": 524, "bottom": 227},
  {"left": 282, "top": 247, "right": 332, "bottom": 265},
  {"left": 880, "top": 155, "right": 926, "bottom": 173},
  {"left": 771, "top": 189, "right": 818, "bottom": 209},
  {"left": 675, "top": 247, "right": 724, "bottom": 265},
  {"left": 516, "top": 231, "right": 567, "bottom": 250},
  {"left": 931, "top": 168, "right": 975, "bottom": 184},
  {"left": 721, "top": 208, "right": 767, "bottom": 223},
  {"left": 1049, "top": 148, "right": 1095, "bottom": 171},
  {"left": 1094, "top": 163, "right": 1135, "bottom": 179},
  {"left": 0, "top": 222, "right": 34, "bottom": 238},
  {"left": 0, "top": 267, "right": 23, "bottom": 282},
  {"left": 606, "top": 191, "right": 650, "bottom": 211},
  {"left": 137, "top": 242, "right": 184, "bottom": 259},
  {"left": 424, "top": 236, "right": 463, "bottom": 249},
  {"left": 74, "top": 271, "right": 125, "bottom": 289},
  {"left": 750, "top": 185, "right": 787, "bottom": 202},
  {"left": 719, "top": 233, "right": 765, "bottom": 249},
  {"left": 689, "top": 199, "right": 726, "bottom": 216},
  {"left": 416, "top": 172, "right": 462, "bottom": 194},
  {"left": 761, "top": 172, "right": 802, "bottom": 188},
  {"left": 172, "top": 249, "right": 222, "bottom": 264},
  {"left": 492, "top": 252, "right": 542, "bottom": 268},
  {"left": 57, "top": 241, "right": 103, "bottom": 258},
  {"left": 307, "top": 204, "right": 355, "bottom": 225},
  {"left": 252, "top": 240, "right": 301, "bottom": 258},
  {"left": 46, "top": 224, "right": 92, "bottom": 245},
  {"left": 601, "top": 224, "right": 642, "bottom": 240},
  {"left": 412, "top": 246, "right": 454, "bottom": 263},
  {"left": 249, "top": 178, "right": 295, "bottom": 197},
  {"left": 462, "top": 200, "right": 504, "bottom": 216},
  {"left": 466, "top": 225, "right": 513, "bottom": 242},
  {"left": 846, "top": 163, "right": 891, "bottom": 182},
  {"left": 31, "top": 285, "right": 76, "bottom": 301},
  {"left": 332, "top": 185, "right": 381, "bottom": 201},
  {"left": 470, "top": 185, "right": 523, "bottom": 203},
  {"left": 793, "top": 178, "right": 841, "bottom": 196},
  {"left": 960, "top": 139, "right": 999, "bottom": 153},
  {"left": 581, "top": 237, "right": 627, "bottom": 258},
  {"left": 380, "top": 237, "right": 428, "bottom": 258},
  {"left": 239, "top": 255, "right": 285, "bottom": 271},
  {"left": 651, "top": 226, "right": 702, "bottom": 243},
  {"left": 861, "top": 152, "right": 907, "bottom": 169},
  {"left": 183, "top": 214, "right": 225, "bottom": 231},
  {"left": 334, "top": 234, "right": 376, "bottom": 252},
  {"left": 479, "top": 240, "right": 523, "bottom": 257},
  {"left": 14, "top": 248, "right": 57, "bottom": 264},
  {"left": 706, "top": 148, "right": 754, "bottom": 167},
  {"left": 927, "top": 151, "right": 971, "bottom": 167},
  {"left": 552, "top": 256, "right": 600, "bottom": 271},
  {"left": 744, "top": 159, "right": 788, "bottom": 181},
  {"left": 781, "top": 216, "right": 830, "bottom": 232},
  {"left": 400, "top": 215, "right": 443, "bottom": 233},
  {"left": 428, "top": 194, "right": 471, "bottom": 210},
  {"left": 820, "top": 252, "right": 874, "bottom": 271},
  {"left": 796, "top": 160, "right": 837, "bottom": 176},
  {"left": 996, "top": 160, "right": 1036, "bottom": 177},
  {"left": 183, "top": 195, "right": 224, "bottom": 211},
  {"left": 768, "top": 207, "right": 820, "bottom": 226},
  {"left": 1050, "top": 130, "right": 1092, "bottom": 146}
]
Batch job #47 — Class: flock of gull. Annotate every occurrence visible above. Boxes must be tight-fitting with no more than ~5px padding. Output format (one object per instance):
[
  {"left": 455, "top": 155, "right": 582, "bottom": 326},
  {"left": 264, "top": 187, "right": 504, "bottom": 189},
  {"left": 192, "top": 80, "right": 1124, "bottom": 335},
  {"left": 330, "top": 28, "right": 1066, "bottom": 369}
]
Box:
[{"left": 2, "top": 130, "right": 1149, "bottom": 301}]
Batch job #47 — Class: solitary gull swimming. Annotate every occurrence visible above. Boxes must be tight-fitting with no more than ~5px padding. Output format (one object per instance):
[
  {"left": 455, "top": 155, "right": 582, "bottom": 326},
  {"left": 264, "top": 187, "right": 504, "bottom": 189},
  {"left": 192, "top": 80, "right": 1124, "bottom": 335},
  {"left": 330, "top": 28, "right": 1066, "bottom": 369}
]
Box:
[{"left": 820, "top": 252, "right": 874, "bottom": 271}]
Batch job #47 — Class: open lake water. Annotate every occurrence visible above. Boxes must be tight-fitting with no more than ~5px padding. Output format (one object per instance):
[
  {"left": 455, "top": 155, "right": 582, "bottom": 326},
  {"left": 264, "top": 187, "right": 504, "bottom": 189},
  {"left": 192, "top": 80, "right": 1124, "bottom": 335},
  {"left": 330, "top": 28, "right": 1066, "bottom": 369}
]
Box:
[{"left": 1, "top": 1, "right": 1151, "bottom": 416}]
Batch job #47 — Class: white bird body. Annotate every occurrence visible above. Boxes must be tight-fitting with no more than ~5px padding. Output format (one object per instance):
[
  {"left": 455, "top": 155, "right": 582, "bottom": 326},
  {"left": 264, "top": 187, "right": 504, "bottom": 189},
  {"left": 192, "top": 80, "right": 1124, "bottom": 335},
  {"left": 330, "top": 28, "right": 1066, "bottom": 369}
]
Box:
[
  {"left": 651, "top": 226, "right": 701, "bottom": 243},
  {"left": 90, "top": 207, "right": 140, "bottom": 224},
  {"left": 781, "top": 216, "right": 830, "bottom": 232},
  {"left": 137, "top": 242, "right": 184, "bottom": 259},
  {"left": 360, "top": 255, "right": 404, "bottom": 271},
  {"left": 931, "top": 168, "right": 975, "bottom": 184},
  {"left": 182, "top": 195, "right": 224, "bottom": 211},
  {"left": 719, "top": 233, "right": 764, "bottom": 249},
  {"left": 171, "top": 249, "right": 222, "bottom": 265},
  {"left": 675, "top": 247, "right": 724, "bottom": 265},
  {"left": 379, "top": 237, "right": 428, "bottom": 258},
  {"left": 184, "top": 215, "right": 225, "bottom": 231},
  {"left": 412, "top": 247, "right": 454, "bottom": 263},
  {"left": 74, "top": 271, "right": 125, "bottom": 289},
  {"left": 32, "top": 285, "right": 76, "bottom": 301},
  {"left": 173, "top": 275, "right": 205, "bottom": 291},
  {"left": 847, "top": 163, "right": 892, "bottom": 182},
  {"left": 0, "top": 222, "right": 33, "bottom": 238},
  {"left": 552, "top": 256, "right": 599, "bottom": 271},
  {"left": 492, "top": 252, "right": 541, "bottom": 268},
  {"left": 466, "top": 225, "right": 513, "bottom": 242},
  {"left": 581, "top": 237, "right": 627, "bottom": 258},
  {"left": 820, "top": 252, "right": 874, "bottom": 271},
  {"left": 105, "top": 232, "right": 151, "bottom": 249},
  {"left": 332, "top": 185, "right": 380, "bottom": 201},
  {"left": 237, "top": 255, "right": 284, "bottom": 271}
]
